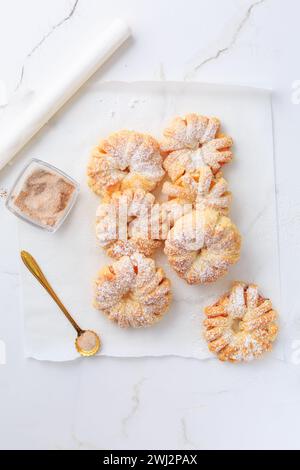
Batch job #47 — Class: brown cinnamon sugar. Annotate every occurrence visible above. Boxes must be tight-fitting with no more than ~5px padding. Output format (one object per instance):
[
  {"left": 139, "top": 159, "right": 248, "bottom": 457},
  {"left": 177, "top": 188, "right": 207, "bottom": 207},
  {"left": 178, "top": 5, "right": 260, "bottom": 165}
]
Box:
[
  {"left": 13, "top": 169, "right": 75, "bottom": 227},
  {"left": 0, "top": 188, "right": 7, "bottom": 200},
  {"left": 76, "top": 331, "right": 98, "bottom": 352}
]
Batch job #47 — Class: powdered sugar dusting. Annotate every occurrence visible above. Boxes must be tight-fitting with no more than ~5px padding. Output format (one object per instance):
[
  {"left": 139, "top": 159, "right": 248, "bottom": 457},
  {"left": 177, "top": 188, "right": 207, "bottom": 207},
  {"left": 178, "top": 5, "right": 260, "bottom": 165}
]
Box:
[
  {"left": 95, "top": 188, "right": 163, "bottom": 258},
  {"left": 94, "top": 253, "right": 172, "bottom": 328},
  {"left": 161, "top": 113, "right": 233, "bottom": 175},
  {"left": 203, "top": 282, "right": 278, "bottom": 362},
  {"left": 87, "top": 130, "right": 165, "bottom": 197},
  {"left": 165, "top": 208, "right": 241, "bottom": 284},
  {"left": 162, "top": 166, "right": 231, "bottom": 218},
  {"left": 188, "top": 148, "right": 206, "bottom": 169}
]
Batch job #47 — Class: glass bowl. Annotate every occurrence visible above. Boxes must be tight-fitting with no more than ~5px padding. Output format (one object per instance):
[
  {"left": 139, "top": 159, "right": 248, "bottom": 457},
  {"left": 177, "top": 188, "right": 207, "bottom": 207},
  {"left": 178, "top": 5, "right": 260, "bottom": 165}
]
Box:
[{"left": 6, "top": 158, "right": 80, "bottom": 232}]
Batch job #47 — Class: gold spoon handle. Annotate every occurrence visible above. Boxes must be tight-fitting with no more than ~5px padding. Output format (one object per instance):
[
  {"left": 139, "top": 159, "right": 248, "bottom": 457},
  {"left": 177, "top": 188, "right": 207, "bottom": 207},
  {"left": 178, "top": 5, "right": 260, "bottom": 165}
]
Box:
[{"left": 21, "top": 251, "right": 83, "bottom": 335}]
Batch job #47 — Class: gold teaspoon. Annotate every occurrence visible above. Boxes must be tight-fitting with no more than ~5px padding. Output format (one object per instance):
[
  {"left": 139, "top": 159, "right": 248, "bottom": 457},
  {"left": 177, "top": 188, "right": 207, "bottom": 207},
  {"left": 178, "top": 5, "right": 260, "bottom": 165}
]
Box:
[{"left": 20, "top": 250, "right": 101, "bottom": 357}]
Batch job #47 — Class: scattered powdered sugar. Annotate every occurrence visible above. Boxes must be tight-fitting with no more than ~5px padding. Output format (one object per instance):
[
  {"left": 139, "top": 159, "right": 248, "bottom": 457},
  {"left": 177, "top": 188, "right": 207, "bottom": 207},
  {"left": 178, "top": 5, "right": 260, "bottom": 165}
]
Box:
[
  {"left": 161, "top": 114, "right": 221, "bottom": 151},
  {"left": 88, "top": 130, "right": 165, "bottom": 196},
  {"left": 161, "top": 114, "right": 233, "bottom": 176},
  {"left": 165, "top": 208, "right": 240, "bottom": 284},
  {"left": 246, "top": 284, "right": 259, "bottom": 308},
  {"left": 128, "top": 98, "right": 139, "bottom": 109},
  {"left": 95, "top": 188, "right": 164, "bottom": 258},
  {"left": 188, "top": 148, "right": 206, "bottom": 170},
  {"left": 94, "top": 253, "right": 171, "bottom": 328},
  {"left": 163, "top": 166, "right": 231, "bottom": 217},
  {"left": 228, "top": 283, "right": 246, "bottom": 319},
  {"left": 203, "top": 282, "right": 278, "bottom": 362}
]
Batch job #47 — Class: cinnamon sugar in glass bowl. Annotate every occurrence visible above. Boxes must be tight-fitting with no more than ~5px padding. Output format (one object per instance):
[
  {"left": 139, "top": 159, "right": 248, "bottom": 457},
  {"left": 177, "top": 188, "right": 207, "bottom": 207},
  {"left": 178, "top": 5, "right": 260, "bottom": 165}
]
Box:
[{"left": 6, "top": 158, "right": 79, "bottom": 232}]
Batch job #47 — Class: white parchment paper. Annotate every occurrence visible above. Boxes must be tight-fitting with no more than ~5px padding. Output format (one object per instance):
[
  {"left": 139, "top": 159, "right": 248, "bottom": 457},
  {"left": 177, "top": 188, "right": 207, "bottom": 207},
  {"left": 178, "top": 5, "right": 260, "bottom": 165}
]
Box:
[{"left": 18, "top": 81, "right": 281, "bottom": 361}]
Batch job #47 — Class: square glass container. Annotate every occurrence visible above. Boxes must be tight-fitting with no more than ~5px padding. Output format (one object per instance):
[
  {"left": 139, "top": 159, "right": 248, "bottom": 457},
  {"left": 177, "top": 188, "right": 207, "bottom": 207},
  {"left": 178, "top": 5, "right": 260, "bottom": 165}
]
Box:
[{"left": 6, "top": 158, "right": 80, "bottom": 232}]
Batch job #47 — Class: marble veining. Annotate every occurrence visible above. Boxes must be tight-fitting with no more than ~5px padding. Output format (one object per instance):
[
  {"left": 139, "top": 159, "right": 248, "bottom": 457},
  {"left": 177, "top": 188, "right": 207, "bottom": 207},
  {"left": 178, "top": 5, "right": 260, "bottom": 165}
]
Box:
[
  {"left": 15, "top": 0, "right": 80, "bottom": 91},
  {"left": 1, "top": 0, "right": 300, "bottom": 451},
  {"left": 185, "top": 0, "right": 266, "bottom": 80}
]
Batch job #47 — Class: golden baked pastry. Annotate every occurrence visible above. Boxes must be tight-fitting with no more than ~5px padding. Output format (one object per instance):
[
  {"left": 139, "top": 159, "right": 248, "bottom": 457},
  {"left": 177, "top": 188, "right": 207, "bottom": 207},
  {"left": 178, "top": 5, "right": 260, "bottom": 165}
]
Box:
[
  {"left": 161, "top": 113, "right": 233, "bottom": 177},
  {"left": 162, "top": 166, "right": 231, "bottom": 225},
  {"left": 93, "top": 253, "right": 172, "bottom": 328},
  {"left": 95, "top": 188, "right": 165, "bottom": 258},
  {"left": 87, "top": 130, "right": 165, "bottom": 197},
  {"left": 203, "top": 282, "right": 278, "bottom": 362},
  {"left": 164, "top": 208, "right": 241, "bottom": 284}
]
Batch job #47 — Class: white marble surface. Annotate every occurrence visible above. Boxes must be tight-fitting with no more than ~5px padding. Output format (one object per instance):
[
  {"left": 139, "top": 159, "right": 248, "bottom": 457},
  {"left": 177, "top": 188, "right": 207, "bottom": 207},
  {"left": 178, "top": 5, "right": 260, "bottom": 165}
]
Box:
[{"left": 0, "top": 0, "right": 300, "bottom": 450}]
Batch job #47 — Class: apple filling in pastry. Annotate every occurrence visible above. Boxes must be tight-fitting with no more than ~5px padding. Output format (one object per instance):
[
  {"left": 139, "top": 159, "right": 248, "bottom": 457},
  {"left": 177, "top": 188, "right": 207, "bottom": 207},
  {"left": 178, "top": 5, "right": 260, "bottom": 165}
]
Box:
[
  {"left": 164, "top": 208, "right": 241, "bottom": 284},
  {"left": 95, "top": 188, "right": 168, "bottom": 259},
  {"left": 87, "top": 130, "right": 164, "bottom": 197},
  {"left": 162, "top": 166, "right": 231, "bottom": 226},
  {"left": 203, "top": 282, "right": 279, "bottom": 362},
  {"left": 87, "top": 116, "right": 278, "bottom": 363},
  {"left": 93, "top": 253, "right": 172, "bottom": 328},
  {"left": 161, "top": 113, "right": 233, "bottom": 177}
]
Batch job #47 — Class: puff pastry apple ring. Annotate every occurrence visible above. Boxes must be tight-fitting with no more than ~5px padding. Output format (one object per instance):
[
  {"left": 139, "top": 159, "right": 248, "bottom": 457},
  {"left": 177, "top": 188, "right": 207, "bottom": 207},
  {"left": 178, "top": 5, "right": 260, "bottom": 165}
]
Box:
[
  {"left": 95, "top": 188, "right": 165, "bottom": 258},
  {"left": 161, "top": 113, "right": 233, "bottom": 177},
  {"left": 162, "top": 166, "right": 231, "bottom": 225},
  {"left": 93, "top": 253, "right": 172, "bottom": 328},
  {"left": 164, "top": 208, "right": 241, "bottom": 284},
  {"left": 203, "top": 282, "right": 279, "bottom": 362},
  {"left": 87, "top": 130, "right": 165, "bottom": 197}
]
